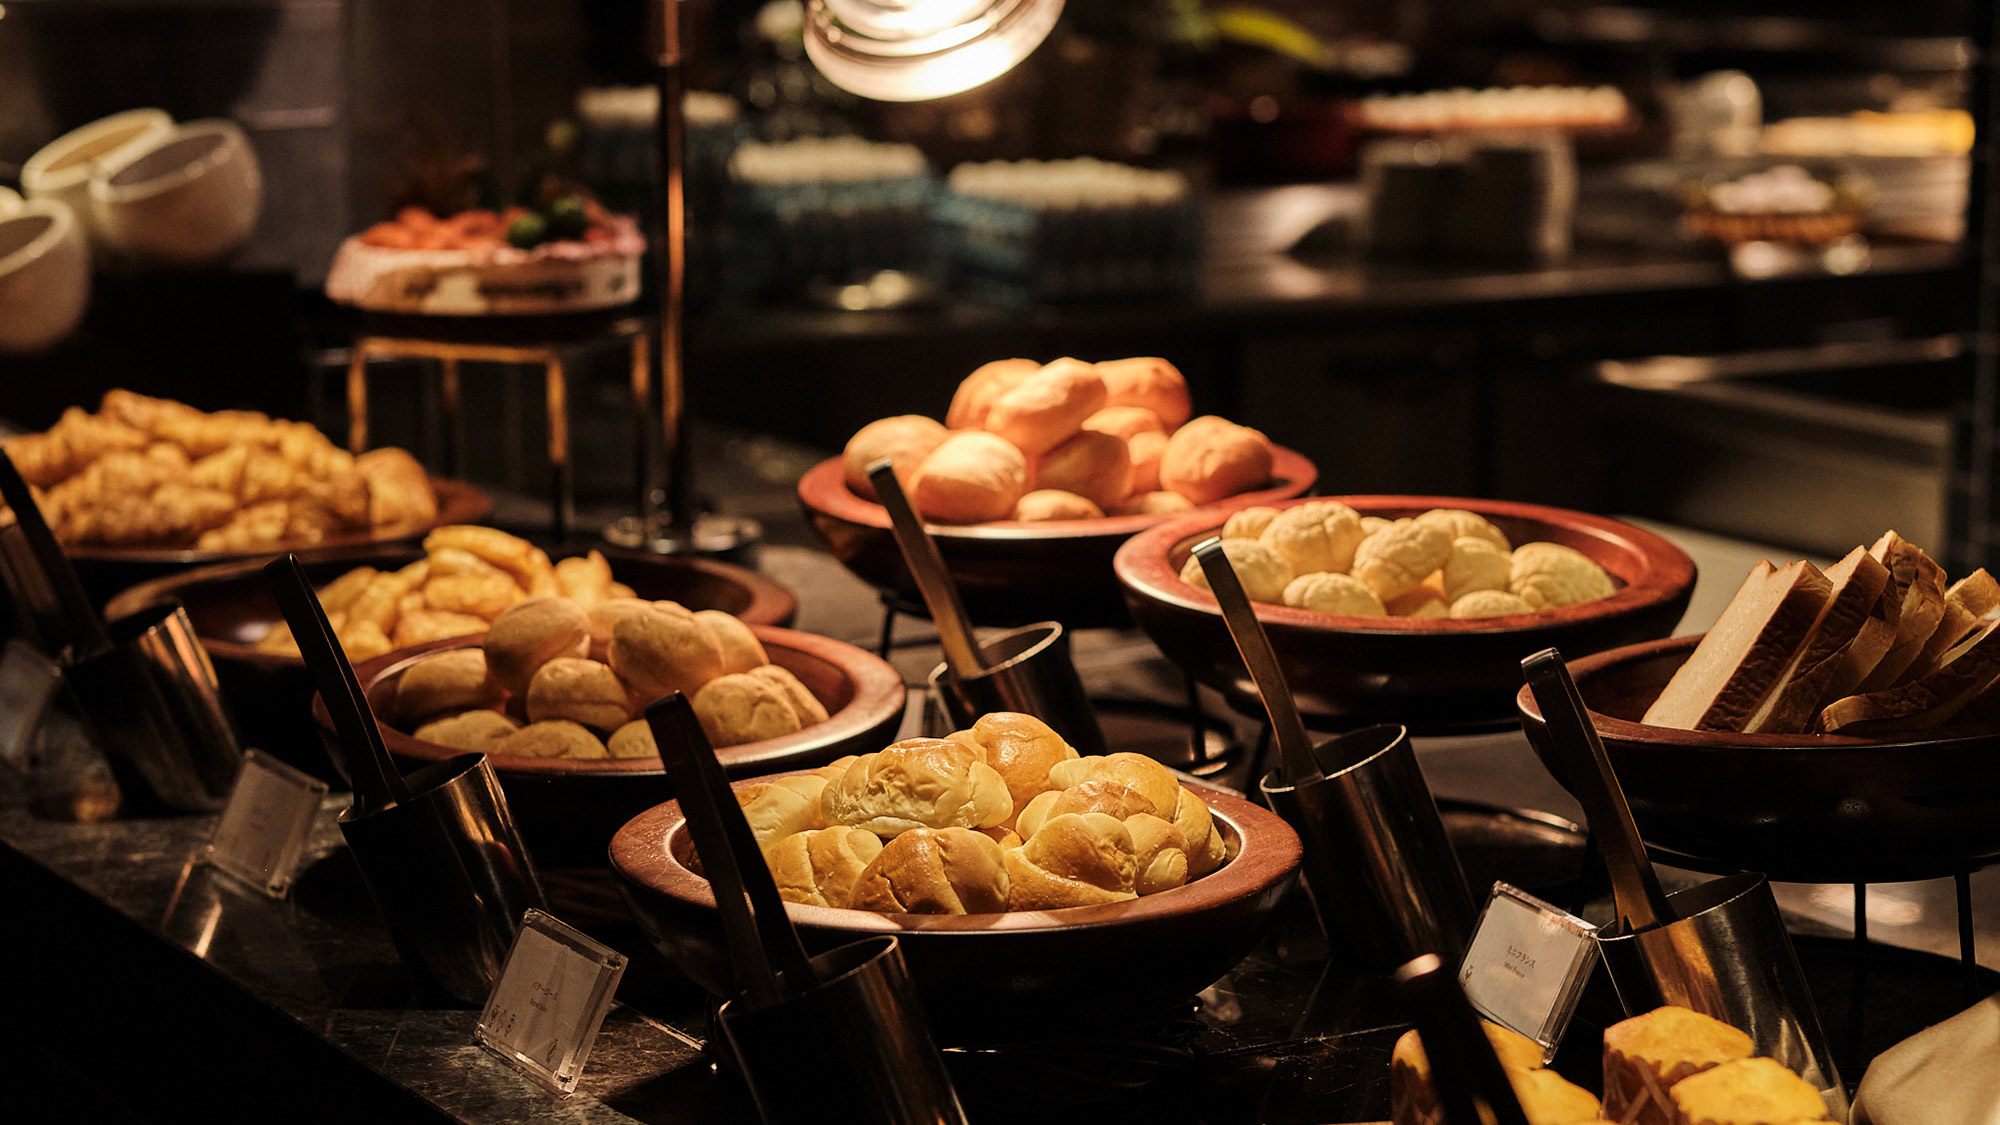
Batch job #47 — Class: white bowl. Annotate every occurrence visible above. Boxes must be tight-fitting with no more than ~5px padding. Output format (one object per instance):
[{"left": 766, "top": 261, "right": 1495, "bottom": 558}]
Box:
[
  {"left": 20, "top": 108, "right": 174, "bottom": 245},
  {"left": 89, "top": 119, "right": 262, "bottom": 267},
  {"left": 0, "top": 200, "right": 91, "bottom": 353}
]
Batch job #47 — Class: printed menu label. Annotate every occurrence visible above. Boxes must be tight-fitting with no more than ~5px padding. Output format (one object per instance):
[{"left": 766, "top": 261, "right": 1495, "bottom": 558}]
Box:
[
  {"left": 1458, "top": 881, "right": 1598, "bottom": 1059},
  {"left": 206, "top": 749, "right": 327, "bottom": 898},
  {"left": 477, "top": 909, "right": 627, "bottom": 1094}
]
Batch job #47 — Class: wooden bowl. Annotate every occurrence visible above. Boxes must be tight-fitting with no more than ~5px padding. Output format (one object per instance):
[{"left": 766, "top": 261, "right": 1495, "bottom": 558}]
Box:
[
  {"left": 1115, "top": 496, "right": 1696, "bottom": 731},
  {"left": 325, "top": 626, "right": 907, "bottom": 867},
  {"left": 104, "top": 543, "right": 798, "bottom": 776},
  {"left": 797, "top": 447, "right": 1317, "bottom": 629},
  {"left": 1516, "top": 635, "right": 2000, "bottom": 882},
  {"left": 608, "top": 770, "right": 1301, "bottom": 1041}
]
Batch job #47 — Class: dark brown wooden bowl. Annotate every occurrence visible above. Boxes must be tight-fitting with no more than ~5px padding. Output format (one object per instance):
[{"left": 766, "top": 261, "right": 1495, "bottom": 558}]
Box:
[
  {"left": 1115, "top": 496, "right": 1696, "bottom": 731},
  {"left": 796, "top": 447, "right": 1318, "bottom": 629},
  {"left": 320, "top": 626, "right": 907, "bottom": 867},
  {"left": 608, "top": 770, "right": 1301, "bottom": 1042},
  {"left": 69, "top": 477, "right": 491, "bottom": 603},
  {"left": 1516, "top": 634, "right": 2000, "bottom": 883},
  {"left": 105, "top": 544, "right": 798, "bottom": 777}
]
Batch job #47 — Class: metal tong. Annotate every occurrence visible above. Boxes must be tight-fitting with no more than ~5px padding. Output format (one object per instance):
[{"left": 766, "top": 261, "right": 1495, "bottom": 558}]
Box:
[
  {"left": 867, "top": 459, "right": 986, "bottom": 680},
  {"left": 1521, "top": 648, "right": 1674, "bottom": 933},
  {"left": 0, "top": 449, "right": 112, "bottom": 663},
  {"left": 645, "top": 693, "right": 817, "bottom": 1005},
  {"left": 1192, "top": 538, "right": 1320, "bottom": 785},
  {"left": 266, "top": 554, "right": 410, "bottom": 815},
  {"left": 1396, "top": 954, "right": 1533, "bottom": 1125}
]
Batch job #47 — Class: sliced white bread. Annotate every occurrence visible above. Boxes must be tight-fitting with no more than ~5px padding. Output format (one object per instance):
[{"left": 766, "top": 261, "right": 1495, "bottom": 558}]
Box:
[
  {"left": 1854, "top": 531, "right": 1948, "bottom": 693},
  {"left": 1900, "top": 600, "right": 1978, "bottom": 687},
  {"left": 1744, "top": 546, "right": 1891, "bottom": 734},
  {"left": 1821, "top": 618, "right": 2000, "bottom": 733},
  {"left": 1821, "top": 564, "right": 1902, "bottom": 700},
  {"left": 1642, "top": 559, "right": 1832, "bottom": 731},
  {"left": 1947, "top": 569, "right": 2000, "bottom": 621}
]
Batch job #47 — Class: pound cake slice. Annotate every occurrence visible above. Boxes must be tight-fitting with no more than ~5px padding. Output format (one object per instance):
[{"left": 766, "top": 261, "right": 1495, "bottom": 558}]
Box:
[
  {"left": 1853, "top": 531, "right": 1947, "bottom": 693},
  {"left": 1743, "top": 548, "right": 1890, "bottom": 734},
  {"left": 1642, "top": 560, "right": 1831, "bottom": 731},
  {"left": 1602, "top": 1006, "right": 1754, "bottom": 1125},
  {"left": 1668, "top": 1057, "right": 1830, "bottom": 1124}
]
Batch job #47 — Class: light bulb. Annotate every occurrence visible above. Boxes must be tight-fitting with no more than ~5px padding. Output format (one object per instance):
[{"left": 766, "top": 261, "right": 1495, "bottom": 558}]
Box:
[{"left": 804, "top": 0, "right": 1063, "bottom": 102}]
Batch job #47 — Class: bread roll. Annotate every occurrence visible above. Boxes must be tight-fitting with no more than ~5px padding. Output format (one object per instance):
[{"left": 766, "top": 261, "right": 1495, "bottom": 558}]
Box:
[
  {"left": 908, "top": 431, "right": 1029, "bottom": 523},
  {"left": 414, "top": 709, "right": 520, "bottom": 753},
  {"left": 764, "top": 826, "right": 884, "bottom": 908},
  {"left": 585, "top": 598, "right": 658, "bottom": 662},
  {"left": 1035, "top": 430, "right": 1133, "bottom": 509},
  {"left": 1095, "top": 357, "right": 1192, "bottom": 429},
  {"left": 482, "top": 597, "right": 591, "bottom": 696},
  {"left": 1451, "top": 590, "right": 1536, "bottom": 618},
  {"left": 1222, "top": 506, "right": 1281, "bottom": 541},
  {"left": 1081, "top": 405, "right": 1167, "bottom": 444},
  {"left": 748, "top": 664, "right": 829, "bottom": 725},
  {"left": 1352, "top": 520, "right": 1453, "bottom": 602},
  {"left": 500, "top": 719, "right": 608, "bottom": 760},
  {"left": 1014, "top": 489, "right": 1103, "bottom": 522},
  {"left": 1015, "top": 781, "right": 1156, "bottom": 840},
  {"left": 526, "top": 657, "right": 634, "bottom": 731},
  {"left": 849, "top": 827, "right": 1009, "bottom": 914},
  {"left": 553, "top": 550, "right": 616, "bottom": 607},
  {"left": 1124, "top": 813, "right": 1190, "bottom": 895},
  {"left": 1108, "top": 489, "right": 1192, "bottom": 517},
  {"left": 737, "top": 775, "right": 828, "bottom": 847},
  {"left": 1284, "top": 572, "right": 1385, "bottom": 615},
  {"left": 821, "top": 738, "right": 1012, "bottom": 836},
  {"left": 696, "top": 610, "right": 767, "bottom": 675},
  {"left": 1048, "top": 752, "right": 1181, "bottom": 818},
  {"left": 396, "top": 648, "right": 502, "bottom": 724},
  {"left": 692, "top": 672, "right": 804, "bottom": 747},
  {"left": 1667, "top": 1058, "right": 1825, "bottom": 1125},
  {"left": 1178, "top": 538, "right": 1292, "bottom": 604},
  {"left": 1442, "top": 537, "right": 1513, "bottom": 603},
  {"left": 606, "top": 719, "right": 657, "bottom": 759},
  {"left": 944, "top": 711, "right": 1080, "bottom": 818},
  {"left": 1126, "top": 429, "right": 1167, "bottom": 493},
  {"left": 1005, "top": 813, "right": 1138, "bottom": 910},
  {"left": 1262, "top": 501, "right": 1365, "bottom": 576},
  {"left": 1414, "top": 508, "right": 1511, "bottom": 553},
  {"left": 1602, "top": 1006, "right": 1754, "bottom": 1125},
  {"left": 1159, "top": 417, "right": 1273, "bottom": 505},
  {"left": 1511, "top": 542, "right": 1615, "bottom": 611},
  {"left": 982, "top": 359, "right": 1108, "bottom": 457},
  {"left": 1173, "top": 788, "right": 1228, "bottom": 877},
  {"left": 946, "top": 358, "right": 1039, "bottom": 430},
  {"left": 842, "top": 415, "right": 950, "bottom": 501},
  {"left": 609, "top": 608, "right": 726, "bottom": 705}
]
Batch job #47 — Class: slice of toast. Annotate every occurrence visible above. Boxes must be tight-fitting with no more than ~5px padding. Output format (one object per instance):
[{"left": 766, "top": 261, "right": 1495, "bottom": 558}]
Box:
[
  {"left": 1643, "top": 559, "right": 1832, "bottom": 731},
  {"left": 1821, "top": 618, "right": 2000, "bottom": 733},
  {"left": 1947, "top": 568, "right": 2000, "bottom": 621},
  {"left": 1745, "top": 546, "right": 1891, "bottom": 733},
  {"left": 1853, "top": 531, "right": 1947, "bottom": 693}
]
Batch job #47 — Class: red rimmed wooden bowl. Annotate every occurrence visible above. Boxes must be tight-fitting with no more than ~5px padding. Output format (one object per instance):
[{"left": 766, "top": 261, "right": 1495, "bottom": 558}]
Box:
[
  {"left": 318, "top": 626, "right": 906, "bottom": 867},
  {"left": 106, "top": 544, "right": 798, "bottom": 779},
  {"left": 797, "top": 447, "right": 1318, "bottom": 629},
  {"left": 1516, "top": 634, "right": 2000, "bottom": 883},
  {"left": 608, "top": 770, "right": 1301, "bottom": 1041},
  {"left": 1115, "top": 496, "right": 1696, "bottom": 732}
]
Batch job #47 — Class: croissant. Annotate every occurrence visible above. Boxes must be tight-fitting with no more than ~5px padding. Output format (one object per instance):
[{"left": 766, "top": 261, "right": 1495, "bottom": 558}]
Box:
[
  {"left": 764, "top": 826, "right": 885, "bottom": 908},
  {"left": 1004, "top": 812, "right": 1138, "bottom": 910},
  {"left": 820, "top": 739, "right": 1012, "bottom": 836},
  {"left": 944, "top": 711, "right": 1079, "bottom": 819},
  {"left": 849, "top": 827, "right": 1009, "bottom": 914},
  {"left": 736, "top": 775, "right": 829, "bottom": 848}
]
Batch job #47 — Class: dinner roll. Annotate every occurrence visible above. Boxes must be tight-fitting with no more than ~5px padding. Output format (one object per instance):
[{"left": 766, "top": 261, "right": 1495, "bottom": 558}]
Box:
[
  {"left": 848, "top": 827, "right": 1009, "bottom": 914},
  {"left": 1125, "top": 813, "right": 1191, "bottom": 896},
  {"left": 396, "top": 648, "right": 502, "bottom": 724},
  {"left": 1005, "top": 813, "right": 1138, "bottom": 910},
  {"left": 1222, "top": 506, "right": 1281, "bottom": 541},
  {"left": 1414, "top": 508, "right": 1511, "bottom": 553},
  {"left": 1261, "top": 501, "right": 1365, "bottom": 576},
  {"left": 692, "top": 671, "right": 804, "bottom": 747},
  {"left": 946, "top": 357, "right": 1039, "bottom": 430},
  {"left": 1510, "top": 542, "right": 1614, "bottom": 610},
  {"left": 1451, "top": 589, "right": 1536, "bottom": 618},
  {"left": 608, "top": 606, "right": 726, "bottom": 704},
  {"left": 414, "top": 709, "right": 520, "bottom": 753},
  {"left": 585, "top": 598, "right": 657, "bottom": 662},
  {"left": 908, "top": 431, "right": 1029, "bottom": 523},
  {"left": 1159, "top": 417, "right": 1274, "bottom": 505},
  {"left": 1108, "top": 489, "right": 1192, "bottom": 517},
  {"left": 1351, "top": 520, "right": 1453, "bottom": 602},
  {"left": 1081, "top": 405, "right": 1167, "bottom": 444},
  {"left": 764, "top": 826, "right": 884, "bottom": 909},
  {"left": 1035, "top": 430, "right": 1133, "bottom": 509},
  {"left": 944, "top": 711, "right": 1080, "bottom": 817},
  {"left": 525, "top": 657, "right": 633, "bottom": 731},
  {"left": 982, "top": 358, "right": 1108, "bottom": 457},
  {"left": 1095, "top": 357, "right": 1192, "bottom": 429},
  {"left": 1284, "top": 572, "right": 1385, "bottom": 615},
  {"left": 1441, "top": 537, "right": 1513, "bottom": 604},
  {"left": 843, "top": 415, "right": 949, "bottom": 501},
  {"left": 1014, "top": 489, "right": 1103, "bottom": 522},
  {"left": 737, "top": 775, "right": 829, "bottom": 846},
  {"left": 696, "top": 610, "right": 767, "bottom": 675},
  {"left": 1126, "top": 429, "right": 1168, "bottom": 493},
  {"left": 606, "top": 719, "right": 657, "bottom": 759},
  {"left": 483, "top": 597, "right": 591, "bottom": 696},
  {"left": 500, "top": 719, "right": 608, "bottom": 760},
  {"left": 745, "top": 664, "right": 827, "bottom": 725},
  {"left": 1178, "top": 537, "right": 1292, "bottom": 604},
  {"left": 1048, "top": 752, "right": 1182, "bottom": 818},
  {"left": 1015, "top": 781, "right": 1156, "bottom": 841},
  {"left": 821, "top": 738, "right": 1012, "bottom": 836}
]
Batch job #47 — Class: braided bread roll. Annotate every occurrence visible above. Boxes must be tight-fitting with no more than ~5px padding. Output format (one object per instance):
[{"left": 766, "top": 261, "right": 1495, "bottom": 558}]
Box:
[
  {"left": 821, "top": 738, "right": 1011, "bottom": 836},
  {"left": 848, "top": 827, "right": 1009, "bottom": 914},
  {"left": 1015, "top": 780, "right": 1156, "bottom": 841},
  {"left": 944, "top": 711, "right": 1079, "bottom": 821},
  {"left": 763, "top": 826, "right": 884, "bottom": 908},
  {"left": 1004, "top": 812, "right": 1137, "bottom": 910},
  {"left": 1047, "top": 753, "right": 1180, "bottom": 818},
  {"left": 736, "top": 775, "right": 828, "bottom": 848},
  {"left": 1124, "top": 813, "right": 1190, "bottom": 895}
]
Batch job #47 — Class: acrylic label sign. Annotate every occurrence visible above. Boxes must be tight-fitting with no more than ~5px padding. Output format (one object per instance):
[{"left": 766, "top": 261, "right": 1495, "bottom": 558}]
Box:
[
  {"left": 206, "top": 749, "right": 328, "bottom": 897},
  {"left": 1458, "top": 881, "right": 1599, "bottom": 1060},
  {"left": 0, "top": 639, "right": 60, "bottom": 775},
  {"left": 477, "top": 909, "right": 627, "bottom": 1094}
]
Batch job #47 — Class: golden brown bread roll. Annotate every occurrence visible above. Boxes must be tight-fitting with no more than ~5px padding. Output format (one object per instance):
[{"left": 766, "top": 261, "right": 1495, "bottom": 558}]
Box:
[
  {"left": 1095, "top": 357, "right": 1192, "bottom": 429},
  {"left": 1511, "top": 542, "right": 1615, "bottom": 611},
  {"left": 737, "top": 775, "right": 829, "bottom": 847},
  {"left": 609, "top": 608, "right": 726, "bottom": 705},
  {"left": 748, "top": 664, "right": 829, "bottom": 726},
  {"left": 414, "top": 709, "right": 521, "bottom": 753},
  {"left": 1014, "top": 489, "right": 1104, "bottom": 522},
  {"left": 391, "top": 609, "right": 489, "bottom": 648},
  {"left": 1081, "top": 405, "right": 1167, "bottom": 444},
  {"left": 1048, "top": 752, "right": 1182, "bottom": 816},
  {"left": 943, "top": 711, "right": 1079, "bottom": 818},
  {"left": 1124, "top": 813, "right": 1190, "bottom": 895},
  {"left": 843, "top": 415, "right": 950, "bottom": 500},
  {"left": 1353, "top": 520, "right": 1454, "bottom": 602},
  {"left": 606, "top": 719, "right": 658, "bottom": 759},
  {"left": 1442, "top": 537, "right": 1513, "bottom": 604},
  {"left": 946, "top": 358, "right": 1039, "bottom": 430},
  {"left": 849, "top": 827, "right": 1009, "bottom": 914},
  {"left": 1015, "top": 781, "right": 1157, "bottom": 840},
  {"left": 1035, "top": 430, "right": 1133, "bottom": 509},
  {"left": 908, "top": 431, "right": 1029, "bottom": 523},
  {"left": 1126, "top": 429, "right": 1168, "bottom": 493},
  {"left": 1603, "top": 1006, "right": 1754, "bottom": 1125},
  {"left": 1414, "top": 508, "right": 1511, "bottom": 553},
  {"left": 395, "top": 649, "right": 503, "bottom": 724},
  {"left": 1385, "top": 589, "right": 1450, "bottom": 618},
  {"left": 1159, "top": 417, "right": 1273, "bottom": 505},
  {"left": 585, "top": 597, "right": 658, "bottom": 662},
  {"left": 525, "top": 657, "right": 634, "bottom": 731},
  {"left": 1452, "top": 589, "right": 1536, "bottom": 618},
  {"left": 1262, "top": 501, "right": 1365, "bottom": 576},
  {"left": 1178, "top": 538, "right": 1292, "bottom": 603},
  {"left": 814, "top": 755, "right": 860, "bottom": 782},
  {"left": 1004, "top": 812, "right": 1138, "bottom": 910},
  {"left": 1170, "top": 788, "right": 1226, "bottom": 877},
  {"left": 821, "top": 739, "right": 1012, "bottom": 835},
  {"left": 483, "top": 597, "right": 591, "bottom": 696},
  {"left": 982, "top": 358, "right": 1108, "bottom": 457},
  {"left": 500, "top": 719, "right": 607, "bottom": 760},
  {"left": 552, "top": 550, "right": 616, "bottom": 607},
  {"left": 696, "top": 610, "right": 768, "bottom": 675},
  {"left": 1222, "top": 506, "right": 1280, "bottom": 540},
  {"left": 764, "top": 826, "right": 885, "bottom": 908},
  {"left": 1108, "top": 489, "right": 1192, "bottom": 517},
  {"left": 692, "top": 672, "right": 805, "bottom": 747},
  {"left": 1284, "top": 572, "right": 1386, "bottom": 615}
]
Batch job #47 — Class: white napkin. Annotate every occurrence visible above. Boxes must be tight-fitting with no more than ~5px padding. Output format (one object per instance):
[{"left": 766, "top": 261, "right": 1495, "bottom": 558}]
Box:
[{"left": 1852, "top": 992, "right": 2000, "bottom": 1125}]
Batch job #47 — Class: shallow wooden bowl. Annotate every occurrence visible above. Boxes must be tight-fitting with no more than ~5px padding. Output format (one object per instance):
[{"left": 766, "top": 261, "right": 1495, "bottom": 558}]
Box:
[
  {"left": 323, "top": 626, "right": 906, "bottom": 867},
  {"left": 796, "top": 446, "right": 1318, "bottom": 629},
  {"left": 1516, "top": 635, "right": 2000, "bottom": 882},
  {"left": 105, "top": 544, "right": 798, "bottom": 775},
  {"left": 609, "top": 770, "right": 1301, "bottom": 1041},
  {"left": 1115, "top": 496, "right": 1696, "bottom": 731}
]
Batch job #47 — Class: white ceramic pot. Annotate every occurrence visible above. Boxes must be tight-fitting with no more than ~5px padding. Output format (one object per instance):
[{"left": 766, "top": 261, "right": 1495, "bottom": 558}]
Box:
[
  {"left": 0, "top": 187, "right": 22, "bottom": 217},
  {"left": 0, "top": 200, "right": 92, "bottom": 353},
  {"left": 19, "top": 108, "right": 174, "bottom": 245},
  {"left": 89, "top": 118, "right": 262, "bottom": 267}
]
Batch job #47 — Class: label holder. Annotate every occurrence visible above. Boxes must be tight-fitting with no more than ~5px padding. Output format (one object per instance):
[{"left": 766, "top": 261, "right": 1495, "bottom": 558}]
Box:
[
  {"left": 205, "top": 748, "right": 328, "bottom": 898},
  {"left": 1457, "top": 880, "right": 1599, "bottom": 1061},
  {"left": 476, "top": 908, "right": 628, "bottom": 1094},
  {"left": 0, "top": 639, "right": 61, "bottom": 779}
]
